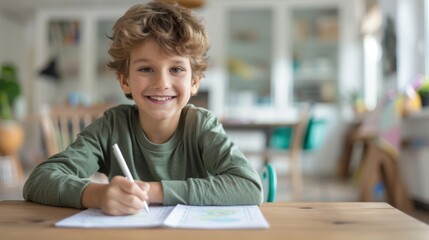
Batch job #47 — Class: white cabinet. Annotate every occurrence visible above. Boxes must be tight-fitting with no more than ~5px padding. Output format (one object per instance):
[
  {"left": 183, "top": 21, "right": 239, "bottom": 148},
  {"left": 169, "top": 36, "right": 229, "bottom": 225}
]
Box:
[
  {"left": 94, "top": 19, "right": 126, "bottom": 104},
  {"left": 206, "top": 0, "right": 362, "bottom": 119},
  {"left": 400, "top": 111, "right": 429, "bottom": 204},
  {"left": 226, "top": 8, "right": 274, "bottom": 107},
  {"left": 290, "top": 6, "right": 339, "bottom": 103},
  {"left": 33, "top": 8, "right": 128, "bottom": 111}
]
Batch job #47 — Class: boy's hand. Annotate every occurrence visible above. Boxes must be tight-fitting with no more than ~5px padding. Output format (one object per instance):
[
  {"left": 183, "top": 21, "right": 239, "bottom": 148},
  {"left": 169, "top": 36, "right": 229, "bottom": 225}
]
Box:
[
  {"left": 101, "top": 176, "right": 150, "bottom": 215},
  {"left": 82, "top": 176, "right": 150, "bottom": 216}
]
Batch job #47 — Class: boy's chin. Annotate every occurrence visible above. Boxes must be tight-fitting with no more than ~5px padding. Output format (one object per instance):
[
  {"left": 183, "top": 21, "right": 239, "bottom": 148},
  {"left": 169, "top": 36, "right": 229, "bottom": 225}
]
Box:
[{"left": 142, "top": 110, "right": 180, "bottom": 122}]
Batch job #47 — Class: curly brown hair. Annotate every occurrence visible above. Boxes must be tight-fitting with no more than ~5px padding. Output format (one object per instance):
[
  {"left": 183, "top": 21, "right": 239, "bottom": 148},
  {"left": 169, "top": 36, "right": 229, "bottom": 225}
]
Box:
[{"left": 107, "top": 1, "right": 210, "bottom": 98}]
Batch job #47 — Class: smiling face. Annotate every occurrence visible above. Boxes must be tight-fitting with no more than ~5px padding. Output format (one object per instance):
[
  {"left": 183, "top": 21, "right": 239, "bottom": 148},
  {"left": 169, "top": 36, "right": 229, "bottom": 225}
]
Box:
[{"left": 119, "top": 40, "right": 200, "bottom": 127}]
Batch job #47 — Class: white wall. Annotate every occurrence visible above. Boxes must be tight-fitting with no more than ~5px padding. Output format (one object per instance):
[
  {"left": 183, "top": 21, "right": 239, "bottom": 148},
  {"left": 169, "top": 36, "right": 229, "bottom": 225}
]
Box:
[
  {"left": 396, "top": 0, "right": 426, "bottom": 89},
  {"left": 0, "top": 13, "right": 26, "bottom": 70}
]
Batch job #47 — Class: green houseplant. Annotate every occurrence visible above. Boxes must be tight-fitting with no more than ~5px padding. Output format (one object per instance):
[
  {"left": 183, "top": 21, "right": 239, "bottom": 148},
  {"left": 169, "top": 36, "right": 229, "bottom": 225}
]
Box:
[
  {"left": 417, "top": 80, "right": 429, "bottom": 107},
  {"left": 0, "top": 63, "right": 24, "bottom": 156},
  {"left": 0, "top": 63, "right": 21, "bottom": 119},
  {"left": 344, "top": 89, "right": 367, "bottom": 114}
]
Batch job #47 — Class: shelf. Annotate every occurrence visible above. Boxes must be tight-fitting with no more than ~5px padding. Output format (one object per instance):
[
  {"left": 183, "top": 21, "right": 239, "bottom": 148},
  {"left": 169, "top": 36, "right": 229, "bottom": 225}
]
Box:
[{"left": 294, "top": 71, "right": 336, "bottom": 82}]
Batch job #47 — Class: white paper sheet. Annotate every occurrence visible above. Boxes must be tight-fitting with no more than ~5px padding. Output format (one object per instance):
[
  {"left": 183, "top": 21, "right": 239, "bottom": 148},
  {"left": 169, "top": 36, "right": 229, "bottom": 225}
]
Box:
[
  {"left": 163, "top": 205, "right": 269, "bottom": 229},
  {"left": 55, "top": 206, "right": 174, "bottom": 228},
  {"left": 55, "top": 204, "right": 269, "bottom": 229}
]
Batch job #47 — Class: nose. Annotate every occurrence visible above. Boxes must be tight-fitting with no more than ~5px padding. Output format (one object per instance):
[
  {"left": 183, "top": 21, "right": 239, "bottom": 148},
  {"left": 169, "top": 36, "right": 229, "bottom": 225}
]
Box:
[{"left": 153, "top": 71, "right": 171, "bottom": 90}]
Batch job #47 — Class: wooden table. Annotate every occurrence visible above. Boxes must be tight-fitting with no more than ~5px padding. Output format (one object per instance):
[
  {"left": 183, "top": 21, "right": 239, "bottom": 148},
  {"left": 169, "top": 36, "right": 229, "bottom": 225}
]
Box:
[
  {"left": 1, "top": 201, "right": 428, "bottom": 240},
  {"left": 221, "top": 119, "right": 301, "bottom": 154}
]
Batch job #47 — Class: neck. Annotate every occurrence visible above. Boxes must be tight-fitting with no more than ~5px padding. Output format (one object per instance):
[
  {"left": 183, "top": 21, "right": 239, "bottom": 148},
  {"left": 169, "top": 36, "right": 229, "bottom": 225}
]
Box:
[{"left": 139, "top": 115, "right": 180, "bottom": 144}]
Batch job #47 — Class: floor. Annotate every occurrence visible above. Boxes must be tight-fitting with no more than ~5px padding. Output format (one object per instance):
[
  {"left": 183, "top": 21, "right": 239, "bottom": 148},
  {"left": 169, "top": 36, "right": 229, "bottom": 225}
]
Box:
[
  {"left": 276, "top": 173, "right": 429, "bottom": 225},
  {"left": 1, "top": 169, "right": 429, "bottom": 225}
]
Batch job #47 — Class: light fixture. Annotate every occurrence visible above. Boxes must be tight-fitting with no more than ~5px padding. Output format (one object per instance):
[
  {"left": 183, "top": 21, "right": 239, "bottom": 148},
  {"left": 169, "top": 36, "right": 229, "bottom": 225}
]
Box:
[{"left": 163, "top": 0, "right": 205, "bottom": 9}]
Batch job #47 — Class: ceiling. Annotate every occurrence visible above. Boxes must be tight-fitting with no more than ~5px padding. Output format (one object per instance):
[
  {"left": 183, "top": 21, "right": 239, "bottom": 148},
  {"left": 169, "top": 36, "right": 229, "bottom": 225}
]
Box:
[
  {"left": 0, "top": 0, "right": 207, "bottom": 21},
  {"left": 0, "top": 0, "right": 151, "bottom": 20}
]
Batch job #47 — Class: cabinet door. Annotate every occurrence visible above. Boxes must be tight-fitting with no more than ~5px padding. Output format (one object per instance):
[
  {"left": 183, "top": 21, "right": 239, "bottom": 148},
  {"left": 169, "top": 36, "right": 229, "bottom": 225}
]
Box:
[
  {"left": 225, "top": 8, "right": 273, "bottom": 108},
  {"left": 95, "top": 19, "right": 126, "bottom": 103},
  {"left": 289, "top": 5, "right": 339, "bottom": 103},
  {"left": 41, "top": 19, "right": 82, "bottom": 103}
]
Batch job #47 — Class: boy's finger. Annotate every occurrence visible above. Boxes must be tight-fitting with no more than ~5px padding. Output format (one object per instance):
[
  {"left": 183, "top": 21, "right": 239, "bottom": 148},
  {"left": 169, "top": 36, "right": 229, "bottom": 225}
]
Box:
[
  {"left": 133, "top": 182, "right": 150, "bottom": 202},
  {"left": 119, "top": 194, "right": 145, "bottom": 209},
  {"left": 123, "top": 183, "right": 147, "bottom": 201},
  {"left": 113, "top": 176, "right": 138, "bottom": 192},
  {"left": 135, "top": 181, "right": 150, "bottom": 192}
]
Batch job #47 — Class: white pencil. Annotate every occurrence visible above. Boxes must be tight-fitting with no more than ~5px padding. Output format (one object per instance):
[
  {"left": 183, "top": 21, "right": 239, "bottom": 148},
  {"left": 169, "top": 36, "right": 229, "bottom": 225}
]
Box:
[{"left": 112, "top": 143, "right": 150, "bottom": 213}]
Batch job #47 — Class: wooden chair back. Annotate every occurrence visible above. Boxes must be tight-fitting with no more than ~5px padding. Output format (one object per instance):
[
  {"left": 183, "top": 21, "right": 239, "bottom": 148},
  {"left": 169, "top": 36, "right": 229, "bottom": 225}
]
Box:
[
  {"left": 286, "top": 107, "right": 311, "bottom": 201},
  {"left": 264, "top": 106, "right": 311, "bottom": 201},
  {"left": 40, "top": 103, "right": 115, "bottom": 157},
  {"left": 289, "top": 109, "right": 311, "bottom": 159}
]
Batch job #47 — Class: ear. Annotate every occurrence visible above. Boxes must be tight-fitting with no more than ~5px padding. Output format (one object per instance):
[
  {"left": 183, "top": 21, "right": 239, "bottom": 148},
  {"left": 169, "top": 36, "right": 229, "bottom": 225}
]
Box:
[
  {"left": 191, "top": 77, "right": 200, "bottom": 96},
  {"left": 118, "top": 74, "right": 131, "bottom": 95}
]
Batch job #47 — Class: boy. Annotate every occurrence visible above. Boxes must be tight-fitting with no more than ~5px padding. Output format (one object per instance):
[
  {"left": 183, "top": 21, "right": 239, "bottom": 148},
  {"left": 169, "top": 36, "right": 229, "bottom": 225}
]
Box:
[{"left": 23, "top": 1, "right": 263, "bottom": 216}]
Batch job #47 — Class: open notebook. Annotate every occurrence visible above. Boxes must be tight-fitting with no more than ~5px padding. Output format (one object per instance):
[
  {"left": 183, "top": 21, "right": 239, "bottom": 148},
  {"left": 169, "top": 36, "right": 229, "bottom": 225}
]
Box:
[{"left": 55, "top": 204, "right": 269, "bottom": 229}]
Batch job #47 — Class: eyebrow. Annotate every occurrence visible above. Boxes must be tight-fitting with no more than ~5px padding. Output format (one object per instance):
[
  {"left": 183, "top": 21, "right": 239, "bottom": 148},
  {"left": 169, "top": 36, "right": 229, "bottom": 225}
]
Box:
[{"left": 131, "top": 58, "right": 188, "bottom": 65}]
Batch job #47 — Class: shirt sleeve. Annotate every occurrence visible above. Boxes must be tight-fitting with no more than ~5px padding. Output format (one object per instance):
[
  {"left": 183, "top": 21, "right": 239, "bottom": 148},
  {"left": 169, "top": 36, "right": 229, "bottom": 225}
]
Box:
[
  {"left": 161, "top": 112, "right": 263, "bottom": 206},
  {"left": 23, "top": 119, "right": 109, "bottom": 209}
]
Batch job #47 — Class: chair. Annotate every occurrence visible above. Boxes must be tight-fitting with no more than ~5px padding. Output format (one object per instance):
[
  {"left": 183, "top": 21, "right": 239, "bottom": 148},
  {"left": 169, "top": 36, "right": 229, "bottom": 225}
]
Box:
[
  {"left": 267, "top": 107, "right": 311, "bottom": 201},
  {"left": 222, "top": 106, "right": 311, "bottom": 201},
  {"left": 358, "top": 141, "right": 413, "bottom": 213},
  {"left": 40, "top": 103, "right": 115, "bottom": 182},
  {"left": 337, "top": 91, "right": 413, "bottom": 213},
  {"left": 259, "top": 163, "right": 277, "bottom": 202},
  {"left": 40, "top": 103, "right": 115, "bottom": 157}
]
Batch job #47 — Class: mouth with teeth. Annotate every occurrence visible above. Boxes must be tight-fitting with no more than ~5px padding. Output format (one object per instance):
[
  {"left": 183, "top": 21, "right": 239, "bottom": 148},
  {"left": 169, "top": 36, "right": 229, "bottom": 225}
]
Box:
[{"left": 147, "top": 96, "right": 175, "bottom": 103}]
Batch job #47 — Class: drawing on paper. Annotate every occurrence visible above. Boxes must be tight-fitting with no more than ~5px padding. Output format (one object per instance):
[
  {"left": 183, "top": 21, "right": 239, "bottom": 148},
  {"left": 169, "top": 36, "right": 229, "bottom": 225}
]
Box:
[
  {"left": 80, "top": 208, "right": 151, "bottom": 225},
  {"left": 198, "top": 209, "right": 241, "bottom": 222}
]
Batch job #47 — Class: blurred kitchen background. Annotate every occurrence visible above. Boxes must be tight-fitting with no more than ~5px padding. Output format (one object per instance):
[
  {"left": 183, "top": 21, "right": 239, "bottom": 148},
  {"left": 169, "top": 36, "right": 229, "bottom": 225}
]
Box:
[{"left": 1, "top": 0, "right": 429, "bottom": 223}]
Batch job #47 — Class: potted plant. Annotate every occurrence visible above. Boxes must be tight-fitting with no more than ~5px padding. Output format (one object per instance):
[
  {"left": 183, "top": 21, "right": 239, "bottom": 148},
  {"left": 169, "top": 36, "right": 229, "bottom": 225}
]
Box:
[
  {"left": 0, "top": 63, "right": 24, "bottom": 156},
  {"left": 417, "top": 80, "right": 429, "bottom": 107},
  {"left": 345, "top": 89, "right": 367, "bottom": 115}
]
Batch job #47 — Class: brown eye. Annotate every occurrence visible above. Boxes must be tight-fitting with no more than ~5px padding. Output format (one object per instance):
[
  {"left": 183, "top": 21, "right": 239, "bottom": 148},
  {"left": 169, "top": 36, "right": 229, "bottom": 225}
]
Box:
[
  {"left": 171, "top": 67, "right": 185, "bottom": 73},
  {"left": 138, "top": 67, "right": 153, "bottom": 72}
]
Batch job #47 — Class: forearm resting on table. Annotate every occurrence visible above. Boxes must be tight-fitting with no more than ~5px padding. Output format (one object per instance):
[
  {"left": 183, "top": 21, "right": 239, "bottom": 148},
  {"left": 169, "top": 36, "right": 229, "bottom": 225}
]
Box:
[{"left": 81, "top": 182, "right": 164, "bottom": 208}]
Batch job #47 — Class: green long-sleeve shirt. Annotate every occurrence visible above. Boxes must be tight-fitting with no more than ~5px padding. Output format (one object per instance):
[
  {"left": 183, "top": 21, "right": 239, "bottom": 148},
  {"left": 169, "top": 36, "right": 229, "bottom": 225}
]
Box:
[{"left": 23, "top": 104, "right": 263, "bottom": 208}]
